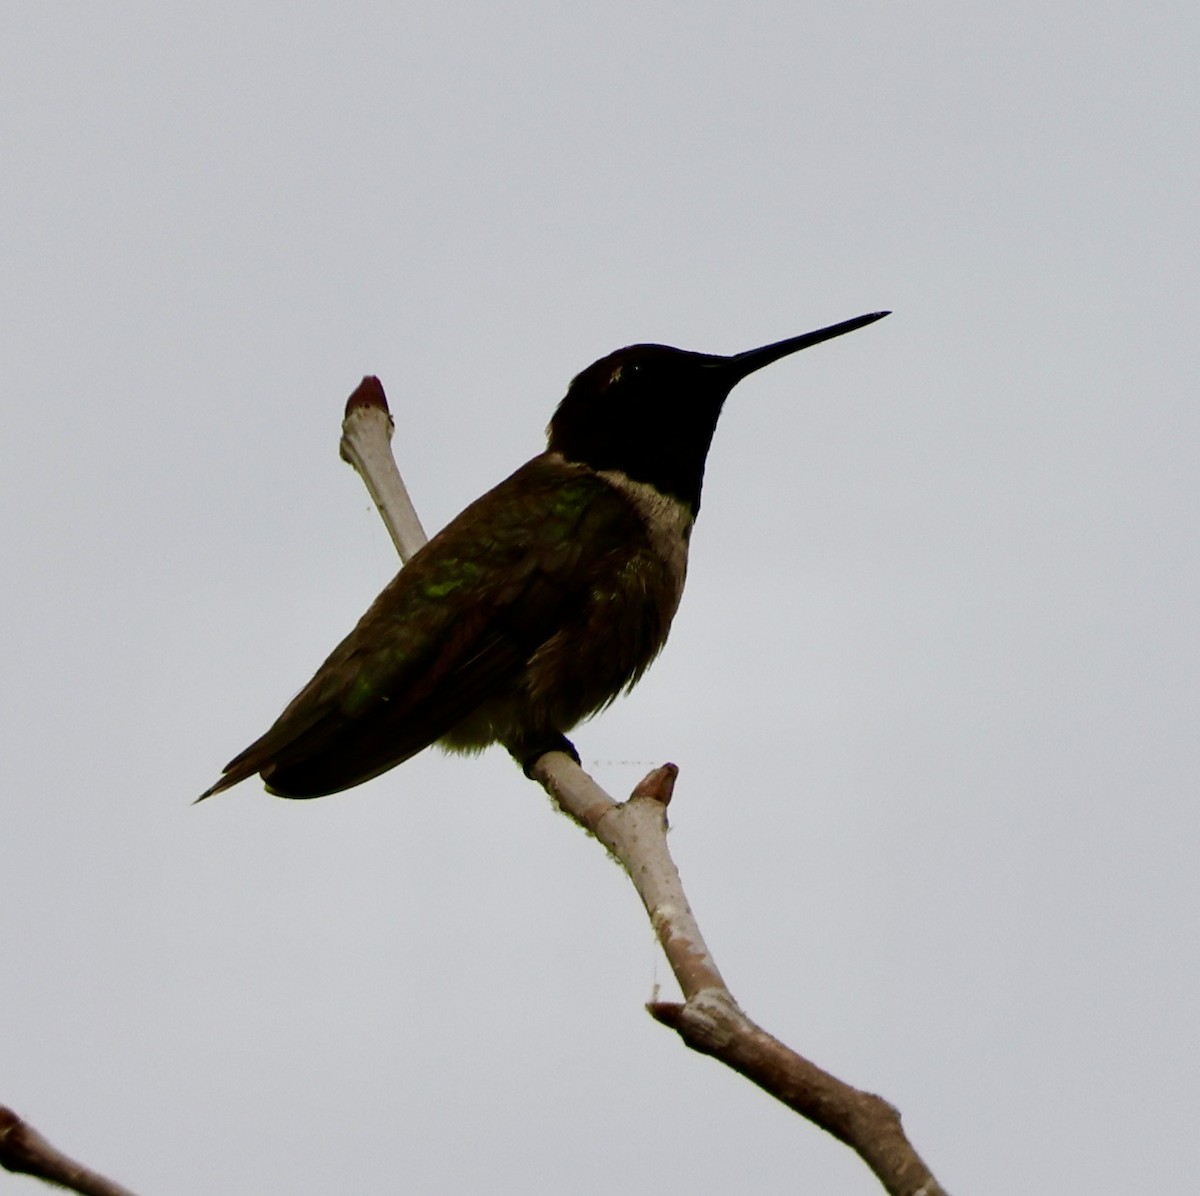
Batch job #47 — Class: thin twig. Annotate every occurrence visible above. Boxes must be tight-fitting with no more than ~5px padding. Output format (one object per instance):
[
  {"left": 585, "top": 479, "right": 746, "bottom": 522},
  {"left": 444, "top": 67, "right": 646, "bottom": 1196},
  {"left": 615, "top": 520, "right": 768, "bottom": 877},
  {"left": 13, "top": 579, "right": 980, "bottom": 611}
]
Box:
[{"left": 340, "top": 376, "right": 950, "bottom": 1196}]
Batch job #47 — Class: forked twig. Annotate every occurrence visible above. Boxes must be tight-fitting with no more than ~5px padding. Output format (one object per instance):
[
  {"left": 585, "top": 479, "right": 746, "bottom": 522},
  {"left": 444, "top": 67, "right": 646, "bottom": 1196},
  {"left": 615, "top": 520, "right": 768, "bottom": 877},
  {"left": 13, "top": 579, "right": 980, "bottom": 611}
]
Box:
[
  {"left": 341, "top": 376, "right": 950, "bottom": 1196},
  {"left": 1, "top": 372, "right": 948, "bottom": 1196}
]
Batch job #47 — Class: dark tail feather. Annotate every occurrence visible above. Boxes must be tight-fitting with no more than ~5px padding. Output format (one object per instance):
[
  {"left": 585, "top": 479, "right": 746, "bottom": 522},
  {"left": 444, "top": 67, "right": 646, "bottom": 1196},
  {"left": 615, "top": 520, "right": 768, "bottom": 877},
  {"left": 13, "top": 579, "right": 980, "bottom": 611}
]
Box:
[
  {"left": 195, "top": 703, "right": 347, "bottom": 803},
  {"left": 195, "top": 758, "right": 262, "bottom": 803},
  {"left": 195, "top": 780, "right": 229, "bottom": 803},
  {"left": 194, "top": 730, "right": 296, "bottom": 802}
]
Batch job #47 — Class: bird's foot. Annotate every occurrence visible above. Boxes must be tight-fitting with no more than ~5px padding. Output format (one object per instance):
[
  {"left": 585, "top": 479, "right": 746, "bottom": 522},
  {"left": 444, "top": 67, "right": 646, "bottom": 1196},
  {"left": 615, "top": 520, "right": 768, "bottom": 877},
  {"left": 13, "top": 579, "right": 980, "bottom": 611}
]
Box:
[{"left": 507, "top": 733, "right": 581, "bottom": 778}]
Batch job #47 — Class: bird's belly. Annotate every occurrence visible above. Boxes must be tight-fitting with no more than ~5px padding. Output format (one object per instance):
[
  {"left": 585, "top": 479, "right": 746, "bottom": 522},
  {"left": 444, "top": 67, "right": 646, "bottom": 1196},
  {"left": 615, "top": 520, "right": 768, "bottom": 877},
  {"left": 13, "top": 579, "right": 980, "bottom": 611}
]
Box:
[{"left": 440, "top": 556, "right": 685, "bottom": 756}]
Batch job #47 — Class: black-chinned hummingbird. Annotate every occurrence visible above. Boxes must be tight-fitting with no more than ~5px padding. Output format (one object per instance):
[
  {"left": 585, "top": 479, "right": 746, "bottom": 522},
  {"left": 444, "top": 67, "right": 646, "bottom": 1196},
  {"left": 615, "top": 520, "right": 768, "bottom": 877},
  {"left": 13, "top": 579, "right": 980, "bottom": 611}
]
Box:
[{"left": 200, "top": 310, "right": 888, "bottom": 799}]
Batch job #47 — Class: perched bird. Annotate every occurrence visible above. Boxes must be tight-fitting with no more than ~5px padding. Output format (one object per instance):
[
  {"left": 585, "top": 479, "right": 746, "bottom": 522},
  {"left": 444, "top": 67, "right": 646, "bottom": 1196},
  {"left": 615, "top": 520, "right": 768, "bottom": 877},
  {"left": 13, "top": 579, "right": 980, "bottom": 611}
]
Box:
[{"left": 200, "top": 311, "right": 888, "bottom": 799}]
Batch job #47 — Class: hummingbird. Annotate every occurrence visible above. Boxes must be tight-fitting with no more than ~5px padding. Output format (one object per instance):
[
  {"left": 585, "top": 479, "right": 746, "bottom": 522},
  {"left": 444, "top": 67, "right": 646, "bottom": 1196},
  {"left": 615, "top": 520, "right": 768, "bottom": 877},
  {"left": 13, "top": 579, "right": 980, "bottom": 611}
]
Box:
[{"left": 200, "top": 310, "right": 888, "bottom": 800}]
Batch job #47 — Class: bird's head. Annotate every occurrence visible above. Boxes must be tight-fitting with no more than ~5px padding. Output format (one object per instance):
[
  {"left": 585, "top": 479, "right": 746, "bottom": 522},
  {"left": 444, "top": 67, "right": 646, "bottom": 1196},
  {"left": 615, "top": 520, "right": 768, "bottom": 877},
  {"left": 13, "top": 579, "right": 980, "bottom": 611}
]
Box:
[{"left": 547, "top": 311, "right": 889, "bottom": 514}]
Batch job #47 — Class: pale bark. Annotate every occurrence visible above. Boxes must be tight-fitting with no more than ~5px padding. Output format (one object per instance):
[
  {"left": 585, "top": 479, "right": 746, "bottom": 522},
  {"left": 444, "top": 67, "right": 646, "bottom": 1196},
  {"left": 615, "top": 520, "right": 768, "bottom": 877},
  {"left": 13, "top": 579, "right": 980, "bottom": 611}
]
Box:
[
  {"left": 3, "top": 373, "right": 950, "bottom": 1196},
  {"left": 344, "top": 376, "right": 950, "bottom": 1196}
]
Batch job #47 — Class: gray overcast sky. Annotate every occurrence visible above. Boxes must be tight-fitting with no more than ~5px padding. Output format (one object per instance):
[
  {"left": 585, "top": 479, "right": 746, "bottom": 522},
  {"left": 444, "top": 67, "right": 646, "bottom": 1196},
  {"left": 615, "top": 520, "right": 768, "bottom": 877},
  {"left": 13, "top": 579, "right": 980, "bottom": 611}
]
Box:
[{"left": 2, "top": 4, "right": 1197, "bottom": 1193}]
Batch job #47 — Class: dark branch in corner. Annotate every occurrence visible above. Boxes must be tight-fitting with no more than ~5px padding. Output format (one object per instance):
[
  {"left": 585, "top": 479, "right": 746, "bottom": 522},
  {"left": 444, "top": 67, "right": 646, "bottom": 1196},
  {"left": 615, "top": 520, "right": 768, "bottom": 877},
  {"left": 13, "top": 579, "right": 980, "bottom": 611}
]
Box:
[{"left": 0, "top": 1105, "right": 139, "bottom": 1196}]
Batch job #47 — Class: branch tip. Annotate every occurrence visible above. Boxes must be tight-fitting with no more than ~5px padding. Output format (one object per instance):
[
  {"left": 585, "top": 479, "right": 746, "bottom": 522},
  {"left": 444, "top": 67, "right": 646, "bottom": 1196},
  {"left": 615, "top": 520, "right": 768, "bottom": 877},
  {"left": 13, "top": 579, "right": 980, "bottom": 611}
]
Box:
[
  {"left": 646, "top": 1000, "right": 685, "bottom": 1027},
  {"left": 344, "top": 375, "right": 390, "bottom": 417},
  {"left": 631, "top": 762, "right": 678, "bottom": 805}
]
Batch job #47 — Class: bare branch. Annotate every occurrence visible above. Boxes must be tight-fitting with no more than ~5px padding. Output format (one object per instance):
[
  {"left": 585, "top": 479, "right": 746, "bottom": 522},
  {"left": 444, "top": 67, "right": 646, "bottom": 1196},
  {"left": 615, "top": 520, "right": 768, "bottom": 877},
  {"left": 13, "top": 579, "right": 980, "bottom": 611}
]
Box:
[
  {"left": 532, "top": 754, "right": 948, "bottom": 1196},
  {"left": 531, "top": 757, "right": 728, "bottom": 997},
  {"left": 0, "top": 1106, "right": 140, "bottom": 1196},
  {"left": 339, "top": 376, "right": 427, "bottom": 561},
  {"left": 339, "top": 377, "right": 951, "bottom": 1196}
]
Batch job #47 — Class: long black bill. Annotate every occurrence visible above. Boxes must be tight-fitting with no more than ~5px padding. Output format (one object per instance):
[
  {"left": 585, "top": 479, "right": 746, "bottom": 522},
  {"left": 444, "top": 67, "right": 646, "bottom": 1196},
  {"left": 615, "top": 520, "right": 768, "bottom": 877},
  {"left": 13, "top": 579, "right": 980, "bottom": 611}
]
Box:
[{"left": 722, "top": 310, "right": 890, "bottom": 383}]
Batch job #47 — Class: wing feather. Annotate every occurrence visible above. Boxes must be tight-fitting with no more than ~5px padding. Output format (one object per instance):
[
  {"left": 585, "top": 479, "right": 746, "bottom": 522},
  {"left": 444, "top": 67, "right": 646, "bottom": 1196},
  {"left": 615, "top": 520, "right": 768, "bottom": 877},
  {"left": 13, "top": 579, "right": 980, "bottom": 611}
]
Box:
[{"left": 200, "top": 456, "right": 645, "bottom": 798}]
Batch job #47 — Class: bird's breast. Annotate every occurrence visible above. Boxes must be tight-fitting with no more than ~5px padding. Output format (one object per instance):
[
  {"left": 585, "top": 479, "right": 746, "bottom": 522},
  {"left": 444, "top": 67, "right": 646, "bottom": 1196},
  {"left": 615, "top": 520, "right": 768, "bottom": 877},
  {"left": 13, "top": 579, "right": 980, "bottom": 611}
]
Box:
[{"left": 595, "top": 468, "right": 693, "bottom": 609}]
